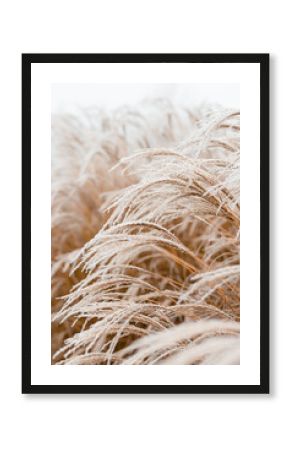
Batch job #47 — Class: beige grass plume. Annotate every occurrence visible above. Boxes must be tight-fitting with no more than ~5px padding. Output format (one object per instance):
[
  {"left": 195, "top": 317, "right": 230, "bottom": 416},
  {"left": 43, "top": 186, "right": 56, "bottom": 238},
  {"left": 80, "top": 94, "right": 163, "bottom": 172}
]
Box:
[{"left": 51, "top": 99, "right": 240, "bottom": 365}]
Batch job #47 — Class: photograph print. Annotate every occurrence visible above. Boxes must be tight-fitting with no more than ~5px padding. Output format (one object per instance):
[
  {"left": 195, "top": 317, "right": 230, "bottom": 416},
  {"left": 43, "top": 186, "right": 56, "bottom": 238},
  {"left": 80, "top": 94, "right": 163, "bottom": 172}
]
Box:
[{"left": 22, "top": 54, "right": 269, "bottom": 393}]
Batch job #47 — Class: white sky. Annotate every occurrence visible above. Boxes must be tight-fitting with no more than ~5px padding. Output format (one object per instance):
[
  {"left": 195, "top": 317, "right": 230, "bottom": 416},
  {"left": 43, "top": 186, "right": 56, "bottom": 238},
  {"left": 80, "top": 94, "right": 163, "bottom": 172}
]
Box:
[{"left": 52, "top": 83, "right": 239, "bottom": 113}]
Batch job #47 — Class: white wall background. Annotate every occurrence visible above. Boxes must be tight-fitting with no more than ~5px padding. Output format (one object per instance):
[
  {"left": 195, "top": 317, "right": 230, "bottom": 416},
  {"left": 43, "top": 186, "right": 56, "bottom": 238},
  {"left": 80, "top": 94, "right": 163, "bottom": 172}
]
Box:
[
  {"left": 52, "top": 83, "right": 239, "bottom": 112},
  {"left": 0, "top": 2, "right": 285, "bottom": 450}
]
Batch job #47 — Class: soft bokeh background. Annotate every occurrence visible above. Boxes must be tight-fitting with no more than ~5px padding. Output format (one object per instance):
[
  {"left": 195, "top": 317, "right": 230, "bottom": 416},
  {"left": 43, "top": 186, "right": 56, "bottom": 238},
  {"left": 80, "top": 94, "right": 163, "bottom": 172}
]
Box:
[{"left": 52, "top": 84, "right": 239, "bottom": 112}]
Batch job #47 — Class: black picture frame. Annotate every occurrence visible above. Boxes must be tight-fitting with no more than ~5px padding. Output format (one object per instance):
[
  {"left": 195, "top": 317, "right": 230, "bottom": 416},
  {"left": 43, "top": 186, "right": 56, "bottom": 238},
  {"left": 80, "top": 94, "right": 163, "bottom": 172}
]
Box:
[{"left": 22, "top": 53, "right": 269, "bottom": 394}]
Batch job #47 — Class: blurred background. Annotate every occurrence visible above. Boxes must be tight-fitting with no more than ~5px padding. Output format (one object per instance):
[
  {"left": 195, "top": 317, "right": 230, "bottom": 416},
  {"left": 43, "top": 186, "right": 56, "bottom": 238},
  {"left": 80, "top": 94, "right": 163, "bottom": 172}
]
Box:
[{"left": 52, "top": 84, "right": 239, "bottom": 113}]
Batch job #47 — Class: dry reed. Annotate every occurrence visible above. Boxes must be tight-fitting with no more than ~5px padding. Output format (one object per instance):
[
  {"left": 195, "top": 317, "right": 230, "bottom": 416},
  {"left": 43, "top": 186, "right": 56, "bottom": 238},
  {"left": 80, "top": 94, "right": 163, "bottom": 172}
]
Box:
[{"left": 51, "top": 99, "right": 240, "bottom": 365}]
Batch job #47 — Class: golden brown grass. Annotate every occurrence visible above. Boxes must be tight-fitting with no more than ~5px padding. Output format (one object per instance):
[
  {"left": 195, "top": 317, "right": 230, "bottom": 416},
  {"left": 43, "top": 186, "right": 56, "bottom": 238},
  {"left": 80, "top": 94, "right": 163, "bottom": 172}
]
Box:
[{"left": 51, "top": 99, "right": 240, "bottom": 365}]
